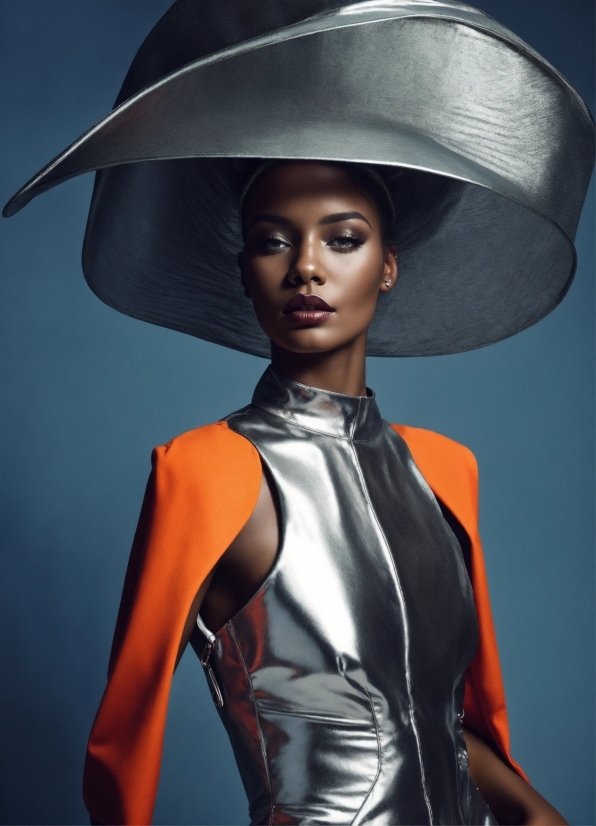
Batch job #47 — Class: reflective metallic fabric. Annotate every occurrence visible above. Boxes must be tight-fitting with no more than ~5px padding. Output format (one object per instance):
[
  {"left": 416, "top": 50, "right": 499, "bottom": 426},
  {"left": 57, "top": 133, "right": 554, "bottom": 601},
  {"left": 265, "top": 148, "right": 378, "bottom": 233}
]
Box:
[
  {"left": 195, "top": 368, "right": 496, "bottom": 825},
  {"left": 3, "top": 1, "right": 594, "bottom": 356}
]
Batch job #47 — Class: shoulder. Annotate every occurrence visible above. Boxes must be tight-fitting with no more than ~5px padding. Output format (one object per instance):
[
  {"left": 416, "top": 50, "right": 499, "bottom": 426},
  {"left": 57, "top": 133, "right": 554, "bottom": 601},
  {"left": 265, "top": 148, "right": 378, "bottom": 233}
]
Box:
[
  {"left": 391, "top": 424, "right": 478, "bottom": 479},
  {"left": 155, "top": 420, "right": 258, "bottom": 462},
  {"left": 150, "top": 420, "right": 262, "bottom": 500},
  {"left": 391, "top": 424, "right": 479, "bottom": 528}
]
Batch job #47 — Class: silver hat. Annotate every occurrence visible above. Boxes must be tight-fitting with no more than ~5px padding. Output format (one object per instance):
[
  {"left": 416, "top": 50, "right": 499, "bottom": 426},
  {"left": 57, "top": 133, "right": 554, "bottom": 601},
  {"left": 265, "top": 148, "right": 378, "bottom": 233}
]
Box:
[{"left": 3, "top": 0, "right": 594, "bottom": 357}]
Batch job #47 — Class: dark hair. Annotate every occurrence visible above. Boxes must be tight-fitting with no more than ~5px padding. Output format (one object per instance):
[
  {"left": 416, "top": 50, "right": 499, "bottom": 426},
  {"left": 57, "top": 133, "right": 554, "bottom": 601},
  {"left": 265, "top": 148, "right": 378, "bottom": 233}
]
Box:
[{"left": 237, "top": 159, "right": 461, "bottom": 253}]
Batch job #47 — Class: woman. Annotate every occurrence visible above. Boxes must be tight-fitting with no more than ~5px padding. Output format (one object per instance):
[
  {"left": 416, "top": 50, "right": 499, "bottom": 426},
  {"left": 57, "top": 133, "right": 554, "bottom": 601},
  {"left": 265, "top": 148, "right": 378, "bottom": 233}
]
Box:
[
  {"left": 3, "top": 1, "right": 593, "bottom": 824},
  {"left": 82, "top": 156, "right": 572, "bottom": 824},
  {"left": 178, "top": 158, "right": 569, "bottom": 825}
]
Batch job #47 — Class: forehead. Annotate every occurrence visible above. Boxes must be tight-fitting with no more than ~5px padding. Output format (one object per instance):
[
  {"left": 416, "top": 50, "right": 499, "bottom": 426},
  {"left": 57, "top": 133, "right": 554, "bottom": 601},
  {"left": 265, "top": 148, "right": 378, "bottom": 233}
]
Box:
[{"left": 244, "top": 161, "right": 378, "bottom": 215}]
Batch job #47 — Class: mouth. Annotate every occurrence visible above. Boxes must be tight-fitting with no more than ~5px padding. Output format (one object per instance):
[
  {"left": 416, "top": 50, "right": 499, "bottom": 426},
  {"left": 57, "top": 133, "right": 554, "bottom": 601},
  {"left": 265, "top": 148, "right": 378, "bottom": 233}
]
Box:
[{"left": 282, "top": 294, "right": 335, "bottom": 325}]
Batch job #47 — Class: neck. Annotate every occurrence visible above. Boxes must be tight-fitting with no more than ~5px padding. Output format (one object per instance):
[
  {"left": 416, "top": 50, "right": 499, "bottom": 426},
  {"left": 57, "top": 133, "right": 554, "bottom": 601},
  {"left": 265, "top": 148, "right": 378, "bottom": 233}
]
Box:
[{"left": 270, "top": 334, "right": 368, "bottom": 397}]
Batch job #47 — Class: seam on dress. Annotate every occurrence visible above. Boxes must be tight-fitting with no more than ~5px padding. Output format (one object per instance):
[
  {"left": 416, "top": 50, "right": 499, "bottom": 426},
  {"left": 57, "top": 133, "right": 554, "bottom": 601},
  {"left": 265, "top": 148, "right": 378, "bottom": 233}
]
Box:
[
  {"left": 351, "top": 687, "right": 384, "bottom": 826},
  {"left": 229, "top": 620, "right": 274, "bottom": 826},
  {"left": 223, "top": 408, "right": 253, "bottom": 425},
  {"left": 352, "top": 419, "right": 391, "bottom": 444},
  {"left": 246, "top": 406, "right": 383, "bottom": 442},
  {"left": 349, "top": 397, "right": 361, "bottom": 441},
  {"left": 350, "top": 442, "right": 434, "bottom": 825}
]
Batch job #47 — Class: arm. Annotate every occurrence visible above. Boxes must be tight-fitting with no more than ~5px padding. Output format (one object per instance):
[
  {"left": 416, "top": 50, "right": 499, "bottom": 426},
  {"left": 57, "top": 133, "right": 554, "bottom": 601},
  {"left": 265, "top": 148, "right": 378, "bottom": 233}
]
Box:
[
  {"left": 463, "top": 727, "right": 567, "bottom": 826},
  {"left": 83, "top": 423, "right": 262, "bottom": 826}
]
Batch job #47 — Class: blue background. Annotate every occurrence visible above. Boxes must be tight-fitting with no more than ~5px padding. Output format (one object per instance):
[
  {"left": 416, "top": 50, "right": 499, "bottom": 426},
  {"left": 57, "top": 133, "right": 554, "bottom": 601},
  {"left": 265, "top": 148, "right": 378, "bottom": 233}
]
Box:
[{"left": 0, "top": 2, "right": 593, "bottom": 823}]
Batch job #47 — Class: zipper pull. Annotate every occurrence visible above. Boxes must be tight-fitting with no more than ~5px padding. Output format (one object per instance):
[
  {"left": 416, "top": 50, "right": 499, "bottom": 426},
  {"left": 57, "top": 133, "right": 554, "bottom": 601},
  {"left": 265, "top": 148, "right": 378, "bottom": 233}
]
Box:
[{"left": 200, "top": 640, "right": 224, "bottom": 708}]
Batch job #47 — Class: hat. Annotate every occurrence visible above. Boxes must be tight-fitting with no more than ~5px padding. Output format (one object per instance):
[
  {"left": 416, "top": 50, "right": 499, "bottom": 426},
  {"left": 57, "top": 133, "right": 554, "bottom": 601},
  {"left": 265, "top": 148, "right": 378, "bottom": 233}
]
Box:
[{"left": 3, "top": 0, "right": 594, "bottom": 357}]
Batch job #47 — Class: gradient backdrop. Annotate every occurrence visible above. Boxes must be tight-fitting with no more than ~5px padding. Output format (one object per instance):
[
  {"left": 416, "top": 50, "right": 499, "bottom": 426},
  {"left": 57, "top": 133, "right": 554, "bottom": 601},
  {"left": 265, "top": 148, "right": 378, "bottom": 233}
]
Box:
[{"left": 1, "top": 2, "right": 594, "bottom": 824}]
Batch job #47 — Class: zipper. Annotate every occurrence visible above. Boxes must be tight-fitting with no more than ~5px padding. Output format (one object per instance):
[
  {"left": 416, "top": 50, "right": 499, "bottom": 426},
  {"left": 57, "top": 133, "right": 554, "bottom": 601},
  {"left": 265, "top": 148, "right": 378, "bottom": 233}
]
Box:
[
  {"left": 200, "top": 641, "right": 224, "bottom": 707},
  {"left": 196, "top": 613, "right": 224, "bottom": 708}
]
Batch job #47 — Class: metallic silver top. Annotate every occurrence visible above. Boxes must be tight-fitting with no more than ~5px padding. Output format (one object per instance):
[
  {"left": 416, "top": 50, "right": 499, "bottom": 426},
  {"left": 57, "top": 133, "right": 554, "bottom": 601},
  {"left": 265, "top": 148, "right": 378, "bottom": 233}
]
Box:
[{"left": 194, "top": 368, "right": 497, "bottom": 824}]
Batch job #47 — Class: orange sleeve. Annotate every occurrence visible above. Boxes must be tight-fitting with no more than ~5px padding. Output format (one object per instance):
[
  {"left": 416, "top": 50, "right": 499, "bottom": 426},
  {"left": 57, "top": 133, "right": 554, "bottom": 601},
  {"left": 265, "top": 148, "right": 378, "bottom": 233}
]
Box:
[
  {"left": 392, "top": 424, "right": 528, "bottom": 783},
  {"left": 83, "top": 421, "right": 262, "bottom": 825}
]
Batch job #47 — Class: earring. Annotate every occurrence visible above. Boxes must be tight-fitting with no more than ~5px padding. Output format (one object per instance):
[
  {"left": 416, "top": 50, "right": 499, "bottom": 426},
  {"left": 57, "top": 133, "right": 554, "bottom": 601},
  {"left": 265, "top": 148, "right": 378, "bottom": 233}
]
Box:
[{"left": 384, "top": 279, "right": 391, "bottom": 287}]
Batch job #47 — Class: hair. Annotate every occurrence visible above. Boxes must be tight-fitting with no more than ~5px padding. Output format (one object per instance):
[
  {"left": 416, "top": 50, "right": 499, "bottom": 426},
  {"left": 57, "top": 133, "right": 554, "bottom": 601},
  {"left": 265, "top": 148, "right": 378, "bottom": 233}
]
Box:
[{"left": 236, "top": 159, "right": 461, "bottom": 253}]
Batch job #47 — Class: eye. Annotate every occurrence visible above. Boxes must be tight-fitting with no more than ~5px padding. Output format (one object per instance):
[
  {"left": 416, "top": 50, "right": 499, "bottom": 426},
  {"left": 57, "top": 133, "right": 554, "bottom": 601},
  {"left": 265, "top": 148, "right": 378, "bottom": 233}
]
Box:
[
  {"left": 254, "top": 235, "right": 291, "bottom": 254},
  {"left": 328, "top": 232, "right": 365, "bottom": 253}
]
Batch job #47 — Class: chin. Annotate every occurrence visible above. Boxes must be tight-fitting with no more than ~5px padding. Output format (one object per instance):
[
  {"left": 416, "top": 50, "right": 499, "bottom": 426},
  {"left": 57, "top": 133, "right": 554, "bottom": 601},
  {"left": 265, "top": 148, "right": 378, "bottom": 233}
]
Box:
[{"left": 271, "top": 329, "right": 364, "bottom": 355}]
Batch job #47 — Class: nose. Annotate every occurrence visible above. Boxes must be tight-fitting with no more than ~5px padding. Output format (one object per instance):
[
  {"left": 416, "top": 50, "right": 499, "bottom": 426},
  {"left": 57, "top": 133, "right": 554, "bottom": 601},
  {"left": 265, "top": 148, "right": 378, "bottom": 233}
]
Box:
[{"left": 286, "top": 234, "right": 327, "bottom": 287}]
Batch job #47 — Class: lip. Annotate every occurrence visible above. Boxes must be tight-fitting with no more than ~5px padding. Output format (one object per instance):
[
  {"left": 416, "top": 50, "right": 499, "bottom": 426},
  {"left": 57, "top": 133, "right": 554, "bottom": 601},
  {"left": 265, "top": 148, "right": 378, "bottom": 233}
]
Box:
[{"left": 282, "top": 294, "right": 335, "bottom": 325}]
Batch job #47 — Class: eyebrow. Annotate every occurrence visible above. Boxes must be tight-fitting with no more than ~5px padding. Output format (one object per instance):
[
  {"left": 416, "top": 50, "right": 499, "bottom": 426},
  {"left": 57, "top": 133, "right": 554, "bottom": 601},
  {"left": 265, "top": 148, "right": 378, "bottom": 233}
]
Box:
[
  {"left": 319, "top": 211, "right": 371, "bottom": 228},
  {"left": 250, "top": 211, "right": 372, "bottom": 228},
  {"left": 250, "top": 213, "right": 293, "bottom": 227}
]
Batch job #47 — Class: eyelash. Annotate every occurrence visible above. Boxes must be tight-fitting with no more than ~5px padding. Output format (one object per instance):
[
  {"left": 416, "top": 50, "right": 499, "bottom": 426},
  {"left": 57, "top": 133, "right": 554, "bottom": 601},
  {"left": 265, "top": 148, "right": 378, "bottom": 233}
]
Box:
[
  {"left": 330, "top": 233, "right": 365, "bottom": 253},
  {"left": 255, "top": 233, "right": 365, "bottom": 254}
]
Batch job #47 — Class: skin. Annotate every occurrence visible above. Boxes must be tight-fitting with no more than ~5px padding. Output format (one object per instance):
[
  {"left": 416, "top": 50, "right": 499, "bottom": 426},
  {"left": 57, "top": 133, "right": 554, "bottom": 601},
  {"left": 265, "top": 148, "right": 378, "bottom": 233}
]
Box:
[{"left": 176, "top": 161, "right": 567, "bottom": 826}]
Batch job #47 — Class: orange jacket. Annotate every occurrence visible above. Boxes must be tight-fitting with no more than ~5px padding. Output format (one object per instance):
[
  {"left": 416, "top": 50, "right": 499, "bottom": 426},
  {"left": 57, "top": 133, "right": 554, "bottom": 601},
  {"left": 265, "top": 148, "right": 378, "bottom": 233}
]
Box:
[{"left": 83, "top": 420, "right": 527, "bottom": 825}]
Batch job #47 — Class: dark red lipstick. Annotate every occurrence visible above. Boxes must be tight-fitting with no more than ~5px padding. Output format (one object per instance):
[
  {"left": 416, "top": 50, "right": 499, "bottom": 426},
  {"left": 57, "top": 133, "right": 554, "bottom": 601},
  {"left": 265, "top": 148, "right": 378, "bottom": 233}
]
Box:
[{"left": 282, "top": 294, "right": 335, "bottom": 324}]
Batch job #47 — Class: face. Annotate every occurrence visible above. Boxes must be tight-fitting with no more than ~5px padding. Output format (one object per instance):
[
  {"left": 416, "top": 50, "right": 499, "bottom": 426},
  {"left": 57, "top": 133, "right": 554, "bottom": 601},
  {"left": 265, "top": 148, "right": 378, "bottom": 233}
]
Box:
[{"left": 240, "top": 162, "right": 397, "bottom": 356}]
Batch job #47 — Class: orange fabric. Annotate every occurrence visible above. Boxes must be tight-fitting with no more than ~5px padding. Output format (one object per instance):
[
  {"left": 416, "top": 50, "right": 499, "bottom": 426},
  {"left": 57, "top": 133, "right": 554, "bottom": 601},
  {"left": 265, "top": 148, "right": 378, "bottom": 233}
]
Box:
[
  {"left": 394, "top": 424, "right": 528, "bottom": 783},
  {"left": 84, "top": 419, "right": 525, "bottom": 825},
  {"left": 83, "top": 423, "right": 262, "bottom": 826}
]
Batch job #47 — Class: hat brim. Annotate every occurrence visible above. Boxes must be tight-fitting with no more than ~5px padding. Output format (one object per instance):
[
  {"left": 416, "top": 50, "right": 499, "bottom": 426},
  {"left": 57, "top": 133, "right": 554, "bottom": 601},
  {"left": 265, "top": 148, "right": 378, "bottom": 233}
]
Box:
[{"left": 4, "top": 3, "right": 594, "bottom": 355}]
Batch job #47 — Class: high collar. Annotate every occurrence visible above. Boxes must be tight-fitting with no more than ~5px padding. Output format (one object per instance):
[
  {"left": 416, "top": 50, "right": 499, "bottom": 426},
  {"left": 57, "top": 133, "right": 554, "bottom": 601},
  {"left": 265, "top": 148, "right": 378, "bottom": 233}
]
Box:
[{"left": 251, "top": 366, "right": 383, "bottom": 441}]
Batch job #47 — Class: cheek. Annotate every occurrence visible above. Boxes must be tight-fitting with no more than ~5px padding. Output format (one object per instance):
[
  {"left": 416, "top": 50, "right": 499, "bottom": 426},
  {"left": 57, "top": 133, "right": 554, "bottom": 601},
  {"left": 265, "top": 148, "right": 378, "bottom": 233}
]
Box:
[
  {"left": 334, "top": 250, "right": 384, "bottom": 310},
  {"left": 246, "top": 259, "right": 284, "bottom": 304}
]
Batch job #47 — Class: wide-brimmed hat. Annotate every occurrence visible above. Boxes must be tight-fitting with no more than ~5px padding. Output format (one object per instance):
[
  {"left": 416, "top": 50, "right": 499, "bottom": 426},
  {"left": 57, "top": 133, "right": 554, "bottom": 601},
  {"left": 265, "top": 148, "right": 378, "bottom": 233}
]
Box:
[{"left": 3, "top": 0, "right": 594, "bottom": 357}]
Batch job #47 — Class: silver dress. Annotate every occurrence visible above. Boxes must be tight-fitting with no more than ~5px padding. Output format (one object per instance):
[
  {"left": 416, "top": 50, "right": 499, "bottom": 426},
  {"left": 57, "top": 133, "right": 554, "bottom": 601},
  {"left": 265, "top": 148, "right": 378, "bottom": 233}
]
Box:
[{"left": 194, "top": 367, "right": 496, "bottom": 825}]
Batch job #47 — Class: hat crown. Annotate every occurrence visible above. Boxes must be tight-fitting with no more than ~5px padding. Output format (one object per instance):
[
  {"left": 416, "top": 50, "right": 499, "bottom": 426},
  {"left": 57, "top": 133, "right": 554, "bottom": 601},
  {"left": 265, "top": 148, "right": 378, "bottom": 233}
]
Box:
[
  {"left": 116, "top": 0, "right": 497, "bottom": 107},
  {"left": 116, "top": 0, "right": 348, "bottom": 106}
]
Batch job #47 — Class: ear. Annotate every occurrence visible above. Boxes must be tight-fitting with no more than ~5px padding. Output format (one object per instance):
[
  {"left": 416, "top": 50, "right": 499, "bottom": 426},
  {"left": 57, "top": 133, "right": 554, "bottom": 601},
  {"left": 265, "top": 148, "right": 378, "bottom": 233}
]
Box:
[
  {"left": 379, "top": 247, "right": 398, "bottom": 293},
  {"left": 238, "top": 251, "right": 251, "bottom": 298}
]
